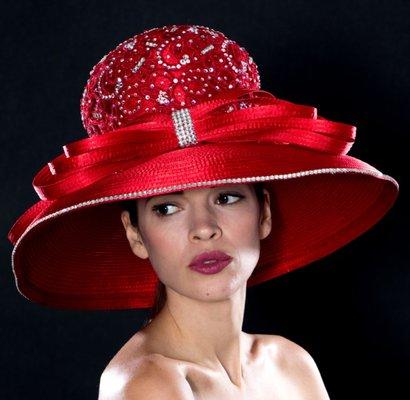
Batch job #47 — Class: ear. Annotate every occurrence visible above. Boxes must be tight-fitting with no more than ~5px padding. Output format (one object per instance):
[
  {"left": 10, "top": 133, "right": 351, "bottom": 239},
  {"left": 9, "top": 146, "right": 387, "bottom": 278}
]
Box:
[
  {"left": 259, "top": 189, "right": 272, "bottom": 240},
  {"left": 120, "top": 210, "right": 149, "bottom": 259}
]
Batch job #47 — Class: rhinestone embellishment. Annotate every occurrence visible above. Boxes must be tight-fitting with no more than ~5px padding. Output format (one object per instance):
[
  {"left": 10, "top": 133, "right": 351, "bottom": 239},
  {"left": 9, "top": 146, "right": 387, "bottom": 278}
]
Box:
[
  {"left": 80, "top": 24, "right": 260, "bottom": 136},
  {"left": 171, "top": 108, "right": 198, "bottom": 147}
]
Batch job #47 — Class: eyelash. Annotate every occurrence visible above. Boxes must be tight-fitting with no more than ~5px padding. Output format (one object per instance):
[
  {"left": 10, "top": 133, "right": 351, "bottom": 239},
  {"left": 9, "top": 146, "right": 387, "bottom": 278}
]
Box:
[{"left": 151, "top": 192, "right": 245, "bottom": 218}]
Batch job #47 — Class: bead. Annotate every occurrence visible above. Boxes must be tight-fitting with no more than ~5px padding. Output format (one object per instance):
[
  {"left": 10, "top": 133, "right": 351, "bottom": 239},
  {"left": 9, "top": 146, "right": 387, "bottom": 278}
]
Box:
[
  {"left": 80, "top": 24, "right": 260, "bottom": 137},
  {"left": 171, "top": 108, "right": 198, "bottom": 147}
]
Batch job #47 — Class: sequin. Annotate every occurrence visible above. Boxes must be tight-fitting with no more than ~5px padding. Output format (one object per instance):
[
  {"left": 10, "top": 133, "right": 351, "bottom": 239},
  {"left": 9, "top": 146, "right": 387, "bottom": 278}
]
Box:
[{"left": 80, "top": 24, "right": 260, "bottom": 137}]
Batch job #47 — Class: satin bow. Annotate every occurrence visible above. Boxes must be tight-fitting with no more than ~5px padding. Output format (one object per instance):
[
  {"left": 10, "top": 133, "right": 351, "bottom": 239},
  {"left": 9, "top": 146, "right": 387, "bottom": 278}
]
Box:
[{"left": 32, "top": 88, "right": 356, "bottom": 201}]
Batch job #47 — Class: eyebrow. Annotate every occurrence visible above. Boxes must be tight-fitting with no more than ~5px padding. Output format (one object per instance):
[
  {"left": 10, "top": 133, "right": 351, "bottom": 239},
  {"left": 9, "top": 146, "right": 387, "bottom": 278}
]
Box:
[
  {"left": 144, "top": 185, "right": 227, "bottom": 204},
  {"left": 145, "top": 190, "right": 183, "bottom": 203}
]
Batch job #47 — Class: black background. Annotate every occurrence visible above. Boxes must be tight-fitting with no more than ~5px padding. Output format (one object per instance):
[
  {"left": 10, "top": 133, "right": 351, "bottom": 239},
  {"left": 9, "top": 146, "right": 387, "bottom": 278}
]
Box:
[{"left": 1, "top": 1, "right": 408, "bottom": 399}]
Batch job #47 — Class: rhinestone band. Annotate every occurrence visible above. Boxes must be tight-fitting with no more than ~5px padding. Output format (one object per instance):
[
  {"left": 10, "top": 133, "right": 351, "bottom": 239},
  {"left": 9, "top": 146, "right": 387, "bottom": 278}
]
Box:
[{"left": 171, "top": 108, "right": 198, "bottom": 147}]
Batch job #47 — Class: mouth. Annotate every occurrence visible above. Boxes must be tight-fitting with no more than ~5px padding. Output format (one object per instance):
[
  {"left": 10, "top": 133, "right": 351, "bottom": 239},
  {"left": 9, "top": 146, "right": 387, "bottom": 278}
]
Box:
[
  {"left": 189, "top": 250, "right": 232, "bottom": 268},
  {"left": 203, "top": 260, "right": 219, "bottom": 265},
  {"left": 188, "top": 257, "right": 233, "bottom": 275}
]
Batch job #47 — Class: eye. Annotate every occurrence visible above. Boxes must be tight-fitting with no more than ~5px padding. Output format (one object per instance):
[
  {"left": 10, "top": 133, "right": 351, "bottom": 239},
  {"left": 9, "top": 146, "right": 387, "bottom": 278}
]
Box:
[
  {"left": 151, "top": 203, "right": 179, "bottom": 218},
  {"left": 151, "top": 192, "right": 244, "bottom": 218},
  {"left": 216, "top": 192, "right": 244, "bottom": 206}
]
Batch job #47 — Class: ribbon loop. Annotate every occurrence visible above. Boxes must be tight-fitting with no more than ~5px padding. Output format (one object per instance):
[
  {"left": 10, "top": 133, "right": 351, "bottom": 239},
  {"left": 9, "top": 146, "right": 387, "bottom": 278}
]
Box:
[{"left": 32, "top": 89, "right": 356, "bottom": 201}]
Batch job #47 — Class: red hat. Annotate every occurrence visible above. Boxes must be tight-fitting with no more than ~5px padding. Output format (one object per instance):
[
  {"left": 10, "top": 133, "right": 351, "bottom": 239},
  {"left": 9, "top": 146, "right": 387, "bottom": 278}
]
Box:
[{"left": 7, "top": 24, "right": 399, "bottom": 310}]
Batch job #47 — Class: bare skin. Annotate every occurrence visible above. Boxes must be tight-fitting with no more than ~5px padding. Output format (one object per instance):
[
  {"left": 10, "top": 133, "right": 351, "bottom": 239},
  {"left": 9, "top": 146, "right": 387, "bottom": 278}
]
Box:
[
  {"left": 99, "top": 331, "right": 330, "bottom": 399},
  {"left": 98, "top": 184, "right": 330, "bottom": 399}
]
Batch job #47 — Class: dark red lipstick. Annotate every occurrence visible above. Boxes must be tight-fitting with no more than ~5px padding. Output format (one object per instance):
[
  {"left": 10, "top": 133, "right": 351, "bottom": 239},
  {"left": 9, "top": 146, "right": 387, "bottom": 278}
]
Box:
[{"left": 189, "top": 250, "right": 233, "bottom": 275}]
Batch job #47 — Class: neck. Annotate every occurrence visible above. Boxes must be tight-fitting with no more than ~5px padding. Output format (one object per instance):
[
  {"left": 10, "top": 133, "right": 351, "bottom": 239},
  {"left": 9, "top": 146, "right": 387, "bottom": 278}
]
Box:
[{"left": 142, "top": 284, "right": 248, "bottom": 388}]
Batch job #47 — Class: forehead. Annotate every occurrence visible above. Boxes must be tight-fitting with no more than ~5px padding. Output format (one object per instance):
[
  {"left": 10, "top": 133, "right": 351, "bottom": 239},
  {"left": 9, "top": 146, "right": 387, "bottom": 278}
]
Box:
[{"left": 143, "top": 184, "right": 249, "bottom": 202}]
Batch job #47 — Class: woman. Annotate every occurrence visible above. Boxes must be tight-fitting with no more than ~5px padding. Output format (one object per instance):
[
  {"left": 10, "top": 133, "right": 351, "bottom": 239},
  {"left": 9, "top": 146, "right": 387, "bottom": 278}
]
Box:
[
  {"left": 8, "top": 24, "right": 399, "bottom": 399},
  {"left": 105, "top": 182, "right": 332, "bottom": 399}
]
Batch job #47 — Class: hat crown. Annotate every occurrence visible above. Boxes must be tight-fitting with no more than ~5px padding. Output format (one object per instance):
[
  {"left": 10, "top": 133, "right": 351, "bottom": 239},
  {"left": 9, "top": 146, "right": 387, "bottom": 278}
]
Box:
[{"left": 80, "top": 24, "right": 261, "bottom": 137}]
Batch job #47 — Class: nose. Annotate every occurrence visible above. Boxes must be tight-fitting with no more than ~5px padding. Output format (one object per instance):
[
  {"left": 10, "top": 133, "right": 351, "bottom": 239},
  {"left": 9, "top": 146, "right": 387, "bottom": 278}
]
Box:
[
  {"left": 189, "top": 211, "right": 222, "bottom": 241},
  {"left": 191, "top": 228, "right": 221, "bottom": 241}
]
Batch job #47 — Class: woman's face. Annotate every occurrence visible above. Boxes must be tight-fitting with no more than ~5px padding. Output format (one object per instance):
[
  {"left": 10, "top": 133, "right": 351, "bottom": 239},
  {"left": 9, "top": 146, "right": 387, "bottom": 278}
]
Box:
[{"left": 121, "top": 183, "right": 272, "bottom": 302}]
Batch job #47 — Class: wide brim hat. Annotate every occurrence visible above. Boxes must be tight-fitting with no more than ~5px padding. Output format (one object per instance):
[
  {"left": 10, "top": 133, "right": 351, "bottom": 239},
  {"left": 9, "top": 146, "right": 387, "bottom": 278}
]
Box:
[{"left": 7, "top": 24, "right": 399, "bottom": 310}]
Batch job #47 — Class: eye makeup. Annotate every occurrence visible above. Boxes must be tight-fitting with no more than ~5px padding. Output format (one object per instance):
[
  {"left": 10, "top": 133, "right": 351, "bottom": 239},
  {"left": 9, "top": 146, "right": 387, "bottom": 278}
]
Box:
[{"left": 151, "top": 191, "right": 245, "bottom": 218}]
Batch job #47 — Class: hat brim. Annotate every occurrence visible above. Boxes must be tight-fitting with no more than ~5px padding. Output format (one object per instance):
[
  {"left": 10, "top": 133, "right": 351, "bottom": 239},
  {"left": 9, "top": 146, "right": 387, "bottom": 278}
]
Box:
[{"left": 9, "top": 141, "right": 399, "bottom": 310}]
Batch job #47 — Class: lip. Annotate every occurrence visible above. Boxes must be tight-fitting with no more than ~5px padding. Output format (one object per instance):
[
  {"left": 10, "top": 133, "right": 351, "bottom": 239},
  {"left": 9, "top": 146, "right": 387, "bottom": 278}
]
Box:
[
  {"left": 189, "top": 250, "right": 232, "bottom": 267},
  {"left": 189, "top": 250, "right": 233, "bottom": 275},
  {"left": 189, "top": 258, "right": 233, "bottom": 275}
]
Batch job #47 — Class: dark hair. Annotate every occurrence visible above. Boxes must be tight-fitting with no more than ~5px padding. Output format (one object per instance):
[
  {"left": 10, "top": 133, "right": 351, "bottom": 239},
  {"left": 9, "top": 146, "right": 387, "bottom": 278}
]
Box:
[{"left": 119, "top": 182, "right": 266, "bottom": 328}]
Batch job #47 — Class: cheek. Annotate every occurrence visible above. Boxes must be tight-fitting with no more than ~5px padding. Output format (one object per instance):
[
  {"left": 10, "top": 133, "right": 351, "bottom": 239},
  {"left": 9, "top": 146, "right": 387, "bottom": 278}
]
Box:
[
  {"left": 230, "top": 204, "right": 260, "bottom": 243},
  {"left": 142, "top": 224, "right": 185, "bottom": 278},
  {"left": 229, "top": 210, "right": 261, "bottom": 272}
]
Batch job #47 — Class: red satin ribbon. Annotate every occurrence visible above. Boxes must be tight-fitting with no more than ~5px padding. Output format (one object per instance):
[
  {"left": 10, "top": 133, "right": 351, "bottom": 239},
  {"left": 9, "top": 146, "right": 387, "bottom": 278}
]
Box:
[{"left": 32, "top": 88, "right": 356, "bottom": 201}]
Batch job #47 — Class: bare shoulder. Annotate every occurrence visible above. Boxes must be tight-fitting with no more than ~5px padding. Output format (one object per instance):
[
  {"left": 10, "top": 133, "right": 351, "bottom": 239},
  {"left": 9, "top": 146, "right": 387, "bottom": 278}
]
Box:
[
  {"left": 258, "top": 334, "right": 331, "bottom": 399},
  {"left": 256, "top": 333, "right": 315, "bottom": 361},
  {"left": 98, "top": 353, "right": 195, "bottom": 400}
]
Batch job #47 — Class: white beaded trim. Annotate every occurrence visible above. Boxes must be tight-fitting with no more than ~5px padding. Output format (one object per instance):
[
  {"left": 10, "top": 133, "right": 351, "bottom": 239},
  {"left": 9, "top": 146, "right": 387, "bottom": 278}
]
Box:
[
  {"left": 171, "top": 108, "right": 198, "bottom": 147},
  {"left": 11, "top": 167, "right": 397, "bottom": 301}
]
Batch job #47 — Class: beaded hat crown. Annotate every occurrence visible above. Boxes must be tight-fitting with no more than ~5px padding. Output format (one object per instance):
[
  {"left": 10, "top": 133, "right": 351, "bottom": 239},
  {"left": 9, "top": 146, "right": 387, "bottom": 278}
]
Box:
[{"left": 80, "top": 24, "right": 261, "bottom": 136}]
